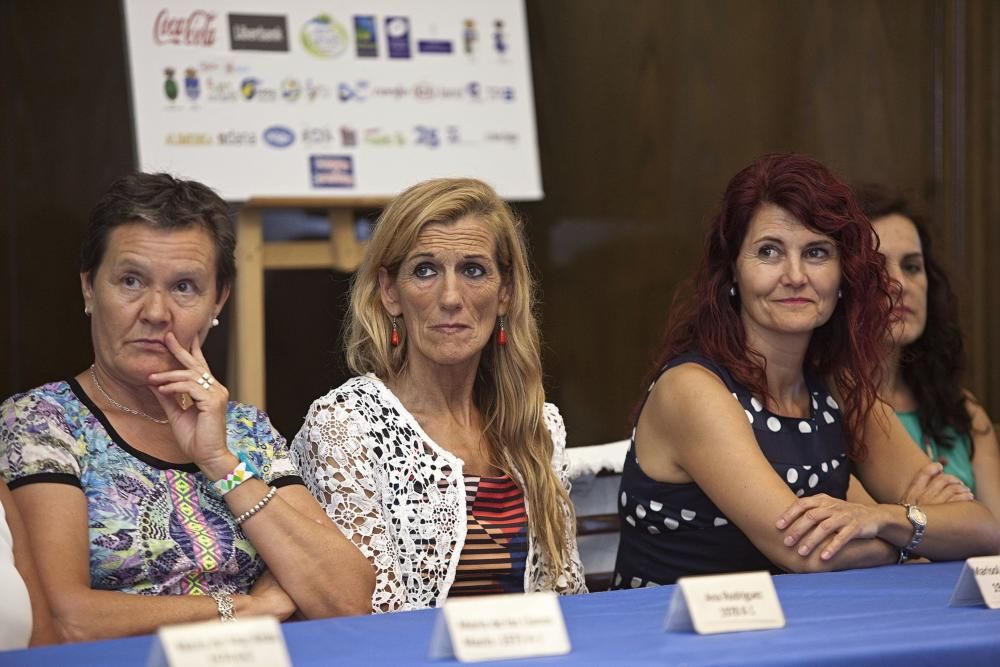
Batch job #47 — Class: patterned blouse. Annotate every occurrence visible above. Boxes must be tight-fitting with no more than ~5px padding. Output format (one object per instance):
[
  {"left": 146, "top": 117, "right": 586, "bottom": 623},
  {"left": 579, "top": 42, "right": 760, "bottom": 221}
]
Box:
[
  {"left": 0, "top": 379, "right": 302, "bottom": 596},
  {"left": 290, "top": 374, "right": 587, "bottom": 613},
  {"left": 448, "top": 474, "right": 528, "bottom": 597}
]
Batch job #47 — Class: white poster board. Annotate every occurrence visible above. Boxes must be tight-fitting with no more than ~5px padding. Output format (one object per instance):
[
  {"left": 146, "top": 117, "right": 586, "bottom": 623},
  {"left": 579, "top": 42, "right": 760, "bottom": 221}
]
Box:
[{"left": 123, "top": 0, "right": 542, "bottom": 201}]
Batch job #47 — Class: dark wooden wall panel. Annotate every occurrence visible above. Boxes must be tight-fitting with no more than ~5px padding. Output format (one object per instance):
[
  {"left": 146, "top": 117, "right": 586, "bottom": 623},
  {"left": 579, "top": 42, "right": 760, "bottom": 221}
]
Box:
[
  {"left": 2, "top": 0, "right": 996, "bottom": 445},
  {"left": 3, "top": 1, "right": 134, "bottom": 392},
  {"left": 521, "top": 0, "right": 973, "bottom": 442}
]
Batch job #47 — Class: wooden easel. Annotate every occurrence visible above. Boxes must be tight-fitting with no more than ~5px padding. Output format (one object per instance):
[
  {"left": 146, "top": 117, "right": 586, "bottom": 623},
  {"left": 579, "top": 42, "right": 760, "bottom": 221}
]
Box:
[{"left": 228, "top": 197, "right": 388, "bottom": 408}]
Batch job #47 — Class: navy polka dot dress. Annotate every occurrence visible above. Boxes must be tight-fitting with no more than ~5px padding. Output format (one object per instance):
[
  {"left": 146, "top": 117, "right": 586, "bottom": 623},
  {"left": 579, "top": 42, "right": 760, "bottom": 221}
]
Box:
[{"left": 612, "top": 353, "right": 851, "bottom": 589}]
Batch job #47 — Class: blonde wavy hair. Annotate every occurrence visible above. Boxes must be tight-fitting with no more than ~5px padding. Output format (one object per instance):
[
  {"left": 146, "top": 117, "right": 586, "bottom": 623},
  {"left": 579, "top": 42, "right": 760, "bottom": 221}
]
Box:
[{"left": 344, "top": 177, "right": 573, "bottom": 580}]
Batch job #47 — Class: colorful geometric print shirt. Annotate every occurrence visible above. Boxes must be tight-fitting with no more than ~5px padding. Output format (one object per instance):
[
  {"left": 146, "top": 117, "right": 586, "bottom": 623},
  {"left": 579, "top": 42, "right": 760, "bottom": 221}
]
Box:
[{"left": 0, "top": 379, "right": 303, "bottom": 596}]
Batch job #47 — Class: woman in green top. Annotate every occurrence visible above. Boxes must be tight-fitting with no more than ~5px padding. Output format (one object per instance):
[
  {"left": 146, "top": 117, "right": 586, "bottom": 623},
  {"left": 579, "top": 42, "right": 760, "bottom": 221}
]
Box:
[{"left": 856, "top": 185, "right": 1000, "bottom": 519}]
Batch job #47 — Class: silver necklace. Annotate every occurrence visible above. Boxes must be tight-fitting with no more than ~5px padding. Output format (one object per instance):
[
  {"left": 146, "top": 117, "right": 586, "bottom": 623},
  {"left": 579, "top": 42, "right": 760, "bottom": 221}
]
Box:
[{"left": 88, "top": 365, "right": 168, "bottom": 424}]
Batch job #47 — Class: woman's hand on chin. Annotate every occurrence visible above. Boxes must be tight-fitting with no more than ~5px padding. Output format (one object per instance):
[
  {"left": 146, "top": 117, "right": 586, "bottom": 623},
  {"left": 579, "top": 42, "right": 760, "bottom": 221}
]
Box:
[
  {"left": 774, "top": 493, "right": 887, "bottom": 561},
  {"left": 147, "top": 331, "right": 234, "bottom": 477}
]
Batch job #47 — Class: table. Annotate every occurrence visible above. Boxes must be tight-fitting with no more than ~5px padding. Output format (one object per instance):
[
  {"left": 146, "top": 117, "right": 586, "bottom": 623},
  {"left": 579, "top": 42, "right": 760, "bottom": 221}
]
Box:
[{"left": 3, "top": 561, "right": 998, "bottom": 666}]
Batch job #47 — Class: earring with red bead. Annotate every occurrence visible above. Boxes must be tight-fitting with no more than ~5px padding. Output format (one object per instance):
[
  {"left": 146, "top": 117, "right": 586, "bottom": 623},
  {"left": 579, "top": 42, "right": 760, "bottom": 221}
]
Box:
[
  {"left": 496, "top": 316, "right": 507, "bottom": 346},
  {"left": 390, "top": 316, "right": 400, "bottom": 347}
]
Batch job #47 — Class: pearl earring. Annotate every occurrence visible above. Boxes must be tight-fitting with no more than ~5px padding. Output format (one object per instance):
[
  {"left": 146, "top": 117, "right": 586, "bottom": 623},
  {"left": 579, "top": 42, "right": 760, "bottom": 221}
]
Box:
[
  {"left": 729, "top": 285, "right": 737, "bottom": 297},
  {"left": 84, "top": 306, "right": 91, "bottom": 316},
  {"left": 211, "top": 317, "right": 220, "bottom": 327},
  {"left": 837, "top": 289, "right": 843, "bottom": 299}
]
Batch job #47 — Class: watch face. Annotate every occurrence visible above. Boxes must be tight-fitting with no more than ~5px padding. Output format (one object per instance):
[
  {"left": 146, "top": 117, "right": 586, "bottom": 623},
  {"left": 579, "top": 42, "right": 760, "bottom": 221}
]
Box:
[{"left": 910, "top": 506, "right": 928, "bottom": 526}]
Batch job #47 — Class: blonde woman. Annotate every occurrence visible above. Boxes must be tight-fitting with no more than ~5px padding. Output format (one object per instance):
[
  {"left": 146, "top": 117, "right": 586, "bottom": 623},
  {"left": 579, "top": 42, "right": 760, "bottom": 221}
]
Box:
[{"left": 291, "top": 178, "right": 586, "bottom": 612}]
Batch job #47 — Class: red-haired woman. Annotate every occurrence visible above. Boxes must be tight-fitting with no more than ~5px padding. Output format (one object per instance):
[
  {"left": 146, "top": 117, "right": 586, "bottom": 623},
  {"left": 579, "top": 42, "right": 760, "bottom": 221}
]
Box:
[{"left": 612, "top": 153, "right": 999, "bottom": 588}]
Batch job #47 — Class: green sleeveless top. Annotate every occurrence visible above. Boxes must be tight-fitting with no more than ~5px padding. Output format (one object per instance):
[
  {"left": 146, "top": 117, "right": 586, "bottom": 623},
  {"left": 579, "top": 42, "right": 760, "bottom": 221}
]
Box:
[{"left": 896, "top": 410, "right": 975, "bottom": 492}]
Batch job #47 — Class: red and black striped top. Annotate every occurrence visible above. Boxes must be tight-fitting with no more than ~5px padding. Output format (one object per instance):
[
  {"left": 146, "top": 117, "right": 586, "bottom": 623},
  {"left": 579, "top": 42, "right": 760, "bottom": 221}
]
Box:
[{"left": 447, "top": 474, "right": 528, "bottom": 598}]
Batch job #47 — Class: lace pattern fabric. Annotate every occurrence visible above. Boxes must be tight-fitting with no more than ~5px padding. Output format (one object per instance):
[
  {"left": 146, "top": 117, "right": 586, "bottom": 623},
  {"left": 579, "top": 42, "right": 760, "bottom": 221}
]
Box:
[{"left": 290, "top": 374, "right": 586, "bottom": 612}]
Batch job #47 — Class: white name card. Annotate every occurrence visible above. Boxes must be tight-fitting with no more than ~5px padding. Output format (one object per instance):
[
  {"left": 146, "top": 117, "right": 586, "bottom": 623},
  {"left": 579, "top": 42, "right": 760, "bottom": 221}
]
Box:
[
  {"left": 146, "top": 615, "right": 291, "bottom": 667},
  {"left": 428, "top": 591, "right": 571, "bottom": 662},
  {"left": 664, "top": 570, "right": 785, "bottom": 635},
  {"left": 949, "top": 556, "right": 1000, "bottom": 609}
]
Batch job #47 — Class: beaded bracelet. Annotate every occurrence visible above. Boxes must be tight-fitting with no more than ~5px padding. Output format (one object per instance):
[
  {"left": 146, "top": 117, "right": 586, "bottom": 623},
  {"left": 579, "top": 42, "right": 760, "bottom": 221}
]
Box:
[{"left": 235, "top": 486, "right": 278, "bottom": 525}]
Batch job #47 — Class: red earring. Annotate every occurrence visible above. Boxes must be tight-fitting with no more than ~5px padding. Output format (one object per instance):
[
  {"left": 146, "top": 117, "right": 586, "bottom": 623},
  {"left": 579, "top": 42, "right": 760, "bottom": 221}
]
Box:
[
  {"left": 497, "top": 316, "right": 507, "bottom": 346},
  {"left": 390, "top": 317, "right": 400, "bottom": 347}
]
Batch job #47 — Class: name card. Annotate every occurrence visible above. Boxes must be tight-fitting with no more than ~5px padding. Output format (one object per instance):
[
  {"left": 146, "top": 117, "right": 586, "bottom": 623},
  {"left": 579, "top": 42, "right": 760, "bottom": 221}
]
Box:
[
  {"left": 428, "top": 591, "right": 571, "bottom": 662},
  {"left": 146, "top": 616, "right": 291, "bottom": 667},
  {"left": 949, "top": 556, "right": 1000, "bottom": 609},
  {"left": 664, "top": 570, "right": 785, "bottom": 634}
]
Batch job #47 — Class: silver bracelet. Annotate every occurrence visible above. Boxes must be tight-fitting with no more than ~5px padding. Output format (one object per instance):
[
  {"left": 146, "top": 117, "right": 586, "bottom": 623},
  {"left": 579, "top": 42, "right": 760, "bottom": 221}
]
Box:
[
  {"left": 235, "top": 486, "right": 278, "bottom": 525},
  {"left": 210, "top": 591, "right": 237, "bottom": 623}
]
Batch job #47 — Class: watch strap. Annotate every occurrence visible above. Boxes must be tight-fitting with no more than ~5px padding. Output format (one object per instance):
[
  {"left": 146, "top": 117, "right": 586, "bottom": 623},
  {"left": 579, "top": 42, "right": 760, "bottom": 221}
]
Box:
[{"left": 900, "top": 503, "right": 926, "bottom": 553}]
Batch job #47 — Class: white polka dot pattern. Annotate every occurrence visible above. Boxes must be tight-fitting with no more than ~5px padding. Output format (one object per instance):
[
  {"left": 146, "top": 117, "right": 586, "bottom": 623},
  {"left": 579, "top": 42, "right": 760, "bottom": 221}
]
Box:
[{"left": 613, "top": 356, "right": 850, "bottom": 589}]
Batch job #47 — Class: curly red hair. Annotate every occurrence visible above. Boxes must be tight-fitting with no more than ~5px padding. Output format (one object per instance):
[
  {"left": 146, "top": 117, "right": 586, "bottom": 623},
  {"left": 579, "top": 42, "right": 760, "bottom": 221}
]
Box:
[{"left": 648, "top": 153, "right": 891, "bottom": 459}]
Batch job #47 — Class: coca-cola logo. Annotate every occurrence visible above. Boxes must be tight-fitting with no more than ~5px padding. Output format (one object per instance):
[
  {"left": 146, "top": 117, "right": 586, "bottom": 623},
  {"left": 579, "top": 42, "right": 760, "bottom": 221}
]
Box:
[{"left": 154, "top": 9, "right": 217, "bottom": 47}]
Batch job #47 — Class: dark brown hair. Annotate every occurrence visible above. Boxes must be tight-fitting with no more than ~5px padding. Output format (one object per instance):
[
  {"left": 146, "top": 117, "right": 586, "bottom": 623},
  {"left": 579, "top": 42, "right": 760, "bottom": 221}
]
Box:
[
  {"left": 854, "top": 183, "right": 972, "bottom": 451},
  {"left": 81, "top": 173, "right": 235, "bottom": 298}
]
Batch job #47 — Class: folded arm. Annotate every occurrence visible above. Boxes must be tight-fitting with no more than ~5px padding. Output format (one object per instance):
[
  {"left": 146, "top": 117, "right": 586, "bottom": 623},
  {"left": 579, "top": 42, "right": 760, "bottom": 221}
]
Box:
[
  {"left": 836, "top": 400, "right": 1000, "bottom": 560},
  {"left": 635, "top": 363, "right": 896, "bottom": 574},
  {"left": 967, "top": 397, "right": 1000, "bottom": 521},
  {"left": 13, "top": 483, "right": 299, "bottom": 642},
  {"left": 290, "top": 397, "right": 406, "bottom": 613}
]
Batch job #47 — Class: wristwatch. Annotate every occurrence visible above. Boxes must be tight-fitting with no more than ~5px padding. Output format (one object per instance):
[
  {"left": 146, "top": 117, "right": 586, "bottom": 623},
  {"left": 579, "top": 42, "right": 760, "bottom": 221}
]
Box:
[{"left": 897, "top": 503, "right": 927, "bottom": 564}]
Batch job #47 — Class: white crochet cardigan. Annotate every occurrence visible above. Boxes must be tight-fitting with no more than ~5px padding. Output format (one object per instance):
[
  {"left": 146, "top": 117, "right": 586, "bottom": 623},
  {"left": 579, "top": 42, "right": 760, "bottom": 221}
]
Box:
[{"left": 290, "top": 374, "right": 587, "bottom": 612}]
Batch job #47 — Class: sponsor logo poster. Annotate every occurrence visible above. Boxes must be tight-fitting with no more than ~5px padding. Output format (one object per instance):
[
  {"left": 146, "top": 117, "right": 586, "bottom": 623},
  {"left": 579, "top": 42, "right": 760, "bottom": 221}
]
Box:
[
  {"left": 229, "top": 14, "right": 289, "bottom": 52},
  {"left": 124, "top": 0, "right": 541, "bottom": 200}
]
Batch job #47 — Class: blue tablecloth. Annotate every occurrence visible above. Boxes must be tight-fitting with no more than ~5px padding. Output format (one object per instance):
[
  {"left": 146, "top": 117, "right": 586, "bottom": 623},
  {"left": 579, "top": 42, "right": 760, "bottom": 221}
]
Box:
[{"left": 3, "top": 561, "right": 999, "bottom": 666}]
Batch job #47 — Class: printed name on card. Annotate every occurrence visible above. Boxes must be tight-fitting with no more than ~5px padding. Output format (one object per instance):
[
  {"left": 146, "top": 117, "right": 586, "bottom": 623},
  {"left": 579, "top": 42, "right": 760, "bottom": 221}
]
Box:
[
  {"left": 146, "top": 615, "right": 291, "bottom": 667},
  {"left": 949, "top": 556, "right": 1000, "bottom": 609},
  {"left": 428, "top": 591, "right": 571, "bottom": 662},
  {"left": 664, "top": 570, "right": 785, "bottom": 635}
]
